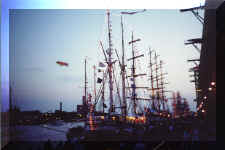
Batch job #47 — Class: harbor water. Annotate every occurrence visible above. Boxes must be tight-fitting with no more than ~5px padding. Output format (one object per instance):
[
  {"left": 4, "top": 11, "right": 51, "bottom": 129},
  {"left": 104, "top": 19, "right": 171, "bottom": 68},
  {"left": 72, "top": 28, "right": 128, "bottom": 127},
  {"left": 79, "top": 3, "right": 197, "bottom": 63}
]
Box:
[{"left": 10, "top": 121, "right": 85, "bottom": 141}]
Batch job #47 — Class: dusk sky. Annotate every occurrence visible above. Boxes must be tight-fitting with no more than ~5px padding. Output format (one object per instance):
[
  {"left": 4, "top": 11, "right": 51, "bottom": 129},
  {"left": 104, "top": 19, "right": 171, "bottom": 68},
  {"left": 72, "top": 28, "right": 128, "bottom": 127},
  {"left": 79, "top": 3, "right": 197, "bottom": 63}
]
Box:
[{"left": 1, "top": 0, "right": 205, "bottom": 113}]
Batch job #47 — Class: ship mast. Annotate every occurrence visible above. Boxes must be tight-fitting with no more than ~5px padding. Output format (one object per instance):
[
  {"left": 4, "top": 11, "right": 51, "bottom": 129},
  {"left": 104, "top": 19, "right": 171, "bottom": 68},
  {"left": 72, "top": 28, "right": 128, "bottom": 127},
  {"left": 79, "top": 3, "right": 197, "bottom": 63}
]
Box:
[
  {"left": 131, "top": 32, "right": 137, "bottom": 115},
  {"left": 148, "top": 49, "right": 156, "bottom": 111},
  {"left": 159, "top": 60, "right": 169, "bottom": 111},
  {"left": 121, "top": 16, "right": 127, "bottom": 119},
  {"left": 107, "top": 10, "right": 114, "bottom": 115},
  {"left": 82, "top": 58, "right": 88, "bottom": 118},
  {"left": 84, "top": 58, "right": 87, "bottom": 106},
  {"left": 93, "top": 65, "right": 97, "bottom": 104},
  {"left": 154, "top": 52, "right": 161, "bottom": 112},
  {"left": 102, "top": 71, "right": 105, "bottom": 113},
  {"left": 148, "top": 50, "right": 166, "bottom": 113},
  {"left": 128, "top": 32, "right": 146, "bottom": 116}
]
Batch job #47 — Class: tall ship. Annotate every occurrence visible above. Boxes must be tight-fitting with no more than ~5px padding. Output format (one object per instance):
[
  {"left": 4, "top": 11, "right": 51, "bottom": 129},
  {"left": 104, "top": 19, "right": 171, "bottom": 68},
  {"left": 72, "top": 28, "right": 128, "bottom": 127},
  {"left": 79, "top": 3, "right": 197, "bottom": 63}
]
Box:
[{"left": 79, "top": 10, "right": 180, "bottom": 127}]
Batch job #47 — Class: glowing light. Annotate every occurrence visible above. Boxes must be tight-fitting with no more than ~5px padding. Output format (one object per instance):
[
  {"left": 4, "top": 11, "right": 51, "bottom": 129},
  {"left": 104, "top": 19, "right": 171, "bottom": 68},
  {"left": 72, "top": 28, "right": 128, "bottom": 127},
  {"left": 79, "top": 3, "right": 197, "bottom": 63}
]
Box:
[
  {"left": 89, "top": 115, "right": 95, "bottom": 131},
  {"left": 204, "top": 96, "right": 207, "bottom": 99},
  {"left": 202, "top": 109, "right": 205, "bottom": 113},
  {"left": 128, "top": 116, "right": 135, "bottom": 120},
  {"left": 139, "top": 116, "right": 145, "bottom": 121},
  {"left": 211, "top": 82, "right": 216, "bottom": 86},
  {"left": 196, "top": 89, "right": 202, "bottom": 92},
  {"left": 208, "top": 87, "right": 212, "bottom": 91},
  {"left": 100, "top": 116, "right": 104, "bottom": 120}
]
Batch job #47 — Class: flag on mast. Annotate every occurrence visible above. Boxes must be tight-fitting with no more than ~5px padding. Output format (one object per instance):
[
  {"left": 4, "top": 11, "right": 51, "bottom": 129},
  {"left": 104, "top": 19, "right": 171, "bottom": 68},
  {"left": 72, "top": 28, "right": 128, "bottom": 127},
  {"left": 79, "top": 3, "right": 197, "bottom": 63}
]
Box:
[
  {"left": 97, "top": 78, "right": 103, "bottom": 83},
  {"left": 98, "top": 69, "right": 103, "bottom": 72},
  {"left": 99, "top": 62, "right": 105, "bottom": 67}
]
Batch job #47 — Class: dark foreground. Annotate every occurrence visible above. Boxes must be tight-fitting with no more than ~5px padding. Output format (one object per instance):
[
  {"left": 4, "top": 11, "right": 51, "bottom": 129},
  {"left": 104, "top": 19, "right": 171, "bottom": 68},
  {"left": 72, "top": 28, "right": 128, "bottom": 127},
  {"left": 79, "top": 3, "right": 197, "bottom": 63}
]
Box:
[
  {"left": 2, "top": 141, "right": 216, "bottom": 150},
  {"left": 2, "top": 115, "right": 216, "bottom": 150}
]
